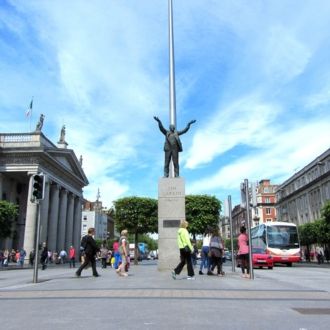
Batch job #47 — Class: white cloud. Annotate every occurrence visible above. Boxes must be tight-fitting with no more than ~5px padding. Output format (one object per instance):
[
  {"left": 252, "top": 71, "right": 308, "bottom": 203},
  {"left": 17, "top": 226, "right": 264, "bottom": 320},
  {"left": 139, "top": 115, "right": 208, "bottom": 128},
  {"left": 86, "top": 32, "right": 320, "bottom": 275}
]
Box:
[
  {"left": 83, "top": 176, "right": 129, "bottom": 208},
  {"left": 260, "top": 25, "right": 311, "bottom": 82},
  {"left": 187, "top": 118, "right": 330, "bottom": 194},
  {"left": 185, "top": 94, "right": 280, "bottom": 169}
]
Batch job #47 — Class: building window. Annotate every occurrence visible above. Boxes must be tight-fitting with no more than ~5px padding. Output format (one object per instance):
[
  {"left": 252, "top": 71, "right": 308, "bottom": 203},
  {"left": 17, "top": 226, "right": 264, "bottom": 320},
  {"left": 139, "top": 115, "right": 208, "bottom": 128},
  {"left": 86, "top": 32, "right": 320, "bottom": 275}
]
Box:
[
  {"left": 83, "top": 215, "right": 87, "bottom": 221},
  {"left": 266, "top": 218, "right": 272, "bottom": 222},
  {"left": 265, "top": 197, "right": 270, "bottom": 203},
  {"left": 266, "top": 208, "right": 271, "bottom": 215}
]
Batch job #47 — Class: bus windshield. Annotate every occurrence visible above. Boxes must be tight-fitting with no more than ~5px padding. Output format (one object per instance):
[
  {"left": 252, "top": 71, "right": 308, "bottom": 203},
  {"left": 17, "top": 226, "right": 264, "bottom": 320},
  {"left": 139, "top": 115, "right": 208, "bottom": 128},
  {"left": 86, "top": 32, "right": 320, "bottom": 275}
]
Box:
[{"left": 266, "top": 225, "right": 299, "bottom": 249}]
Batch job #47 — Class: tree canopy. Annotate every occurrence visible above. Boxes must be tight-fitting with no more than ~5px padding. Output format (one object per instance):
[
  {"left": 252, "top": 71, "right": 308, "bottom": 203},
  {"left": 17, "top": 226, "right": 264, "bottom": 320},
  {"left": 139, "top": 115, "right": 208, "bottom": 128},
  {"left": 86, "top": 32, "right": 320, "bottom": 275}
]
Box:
[
  {"left": 0, "top": 200, "right": 18, "bottom": 239},
  {"left": 185, "top": 195, "right": 221, "bottom": 237},
  {"left": 114, "top": 196, "right": 158, "bottom": 234}
]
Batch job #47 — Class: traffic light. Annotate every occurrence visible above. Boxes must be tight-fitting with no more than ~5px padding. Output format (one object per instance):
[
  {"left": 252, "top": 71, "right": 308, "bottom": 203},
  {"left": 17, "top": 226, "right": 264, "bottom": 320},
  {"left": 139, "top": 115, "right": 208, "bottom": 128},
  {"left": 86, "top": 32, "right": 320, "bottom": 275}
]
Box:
[{"left": 32, "top": 174, "right": 45, "bottom": 200}]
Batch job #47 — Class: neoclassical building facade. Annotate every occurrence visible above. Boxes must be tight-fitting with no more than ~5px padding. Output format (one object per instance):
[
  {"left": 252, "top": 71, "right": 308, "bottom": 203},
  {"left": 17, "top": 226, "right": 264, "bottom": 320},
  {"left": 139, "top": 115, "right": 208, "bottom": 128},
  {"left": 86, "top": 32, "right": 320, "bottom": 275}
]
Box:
[
  {"left": 0, "top": 131, "right": 88, "bottom": 256},
  {"left": 276, "top": 148, "right": 330, "bottom": 225}
]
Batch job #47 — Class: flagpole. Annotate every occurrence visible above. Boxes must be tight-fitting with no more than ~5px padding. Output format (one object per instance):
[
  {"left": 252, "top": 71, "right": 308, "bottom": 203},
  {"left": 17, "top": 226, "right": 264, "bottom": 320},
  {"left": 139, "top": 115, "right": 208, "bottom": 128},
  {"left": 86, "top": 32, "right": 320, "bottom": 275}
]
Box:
[{"left": 27, "top": 97, "right": 33, "bottom": 132}]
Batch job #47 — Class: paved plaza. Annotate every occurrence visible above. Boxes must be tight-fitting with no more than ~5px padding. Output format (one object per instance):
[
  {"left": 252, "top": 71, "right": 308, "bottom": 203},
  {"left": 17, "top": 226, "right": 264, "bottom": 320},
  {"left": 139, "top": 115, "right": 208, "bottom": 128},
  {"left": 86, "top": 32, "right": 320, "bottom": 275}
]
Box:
[{"left": 0, "top": 261, "right": 329, "bottom": 330}]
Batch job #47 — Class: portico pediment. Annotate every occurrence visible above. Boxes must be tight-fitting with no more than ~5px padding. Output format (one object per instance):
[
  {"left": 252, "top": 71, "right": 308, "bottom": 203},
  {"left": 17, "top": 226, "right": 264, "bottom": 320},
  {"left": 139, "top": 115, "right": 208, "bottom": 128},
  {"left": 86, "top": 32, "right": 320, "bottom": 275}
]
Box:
[
  {"left": 0, "top": 132, "right": 89, "bottom": 188},
  {"left": 46, "top": 148, "right": 88, "bottom": 185}
]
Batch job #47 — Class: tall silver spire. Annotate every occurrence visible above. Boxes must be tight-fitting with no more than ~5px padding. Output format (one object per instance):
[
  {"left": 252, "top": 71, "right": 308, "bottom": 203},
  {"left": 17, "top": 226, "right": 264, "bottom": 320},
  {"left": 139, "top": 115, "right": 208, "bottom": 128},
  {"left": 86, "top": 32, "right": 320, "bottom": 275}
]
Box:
[{"left": 168, "top": 0, "right": 176, "bottom": 127}]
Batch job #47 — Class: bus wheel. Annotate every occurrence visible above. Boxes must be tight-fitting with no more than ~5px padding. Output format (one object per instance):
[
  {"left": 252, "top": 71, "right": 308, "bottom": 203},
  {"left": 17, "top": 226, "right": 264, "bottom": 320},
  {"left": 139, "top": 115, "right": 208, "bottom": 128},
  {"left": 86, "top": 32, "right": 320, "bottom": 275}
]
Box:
[
  {"left": 286, "top": 262, "right": 292, "bottom": 267},
  {"left": 268, "top": 266, "right": 273, "bottom": 270}
]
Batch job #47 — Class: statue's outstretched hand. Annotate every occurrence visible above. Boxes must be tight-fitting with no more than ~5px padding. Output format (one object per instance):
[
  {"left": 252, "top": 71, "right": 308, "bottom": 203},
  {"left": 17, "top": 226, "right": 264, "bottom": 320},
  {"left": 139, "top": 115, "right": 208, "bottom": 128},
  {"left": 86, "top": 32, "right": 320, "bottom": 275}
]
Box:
[
  {"left": 189, "top": 119, "right": 196, "bottom": 125},
  {"left": 153, "top": 116, "right": 160, "bottom": 122}
]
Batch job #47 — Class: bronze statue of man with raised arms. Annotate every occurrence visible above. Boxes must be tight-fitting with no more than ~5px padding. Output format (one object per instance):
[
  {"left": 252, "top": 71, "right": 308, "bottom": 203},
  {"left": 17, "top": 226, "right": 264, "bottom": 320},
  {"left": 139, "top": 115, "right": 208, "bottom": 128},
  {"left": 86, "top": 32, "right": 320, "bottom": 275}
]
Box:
[{"left": 154, "top": 116, "right": 196, "bottom": 177}]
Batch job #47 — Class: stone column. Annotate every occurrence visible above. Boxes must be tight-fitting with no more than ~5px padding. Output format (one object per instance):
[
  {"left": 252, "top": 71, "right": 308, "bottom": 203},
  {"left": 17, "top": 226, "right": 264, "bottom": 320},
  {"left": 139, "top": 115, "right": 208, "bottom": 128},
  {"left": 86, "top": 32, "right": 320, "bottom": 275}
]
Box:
[
  {"left": 17, "top": 182, "right": 28, "bottom": 250},
  {"left": 4, "top": 179, "right": 17, "bottom": 248},
  {"left": 47, "top": 183, "right": 60, "bottom": 253},
  {"left": 158, "top": 177, "right": 185, "bottom": 271},
  {"left": 23, "top": 175, "right": 38, "bottom": 255},
  {"left": 73, "top": 196, "right": 82, "bottom": 257},
  {"left": 65, "top": 193, "right": 74, "bottom": 250},
  {"left": 39, "top": 179, "right": 50, "bottom": 245},
  {"left": 57, "top": 188, "right": 68, "bottom": 252}
]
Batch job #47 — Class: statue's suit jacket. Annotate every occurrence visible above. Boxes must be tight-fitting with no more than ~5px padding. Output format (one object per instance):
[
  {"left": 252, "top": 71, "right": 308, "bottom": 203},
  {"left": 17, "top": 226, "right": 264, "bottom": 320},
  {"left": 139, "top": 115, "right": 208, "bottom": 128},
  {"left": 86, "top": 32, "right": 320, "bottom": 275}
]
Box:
[{"left": 157, "top": 121, "right": 190, "bottom": 153}]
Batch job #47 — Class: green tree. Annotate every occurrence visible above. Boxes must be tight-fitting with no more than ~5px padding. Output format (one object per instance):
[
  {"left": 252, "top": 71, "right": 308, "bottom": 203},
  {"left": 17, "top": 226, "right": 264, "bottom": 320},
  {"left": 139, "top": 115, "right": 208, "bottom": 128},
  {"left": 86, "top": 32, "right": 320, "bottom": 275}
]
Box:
[
  {"left": 298, "top": 222, "right": 318, "bottom": 246},
  {"left": 321, "top": 200, "right": 330, "bottom": 225},
  {"left": 113, "top": 196, "right": 158, "bottom": 264},
  {"left": 185, "top": 195, "right": 221, "bottom": 238},
  {"left": 0, "top": 200, "right": 18, "bottom": 239}
]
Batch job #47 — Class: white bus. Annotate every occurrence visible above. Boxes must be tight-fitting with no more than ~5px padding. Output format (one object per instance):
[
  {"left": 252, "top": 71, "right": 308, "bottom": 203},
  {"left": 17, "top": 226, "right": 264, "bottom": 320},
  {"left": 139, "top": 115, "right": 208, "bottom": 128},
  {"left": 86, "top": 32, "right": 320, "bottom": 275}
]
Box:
[{"left": 251, "top": 222, "right": 301, "bottom": 266}]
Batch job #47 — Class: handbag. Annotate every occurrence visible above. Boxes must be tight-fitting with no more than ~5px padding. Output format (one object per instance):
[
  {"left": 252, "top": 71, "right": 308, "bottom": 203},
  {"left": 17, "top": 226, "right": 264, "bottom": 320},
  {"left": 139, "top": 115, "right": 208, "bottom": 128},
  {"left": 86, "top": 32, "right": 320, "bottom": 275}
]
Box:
[{"left": 183, "top": 245, "right": 191, "bottom": 253}]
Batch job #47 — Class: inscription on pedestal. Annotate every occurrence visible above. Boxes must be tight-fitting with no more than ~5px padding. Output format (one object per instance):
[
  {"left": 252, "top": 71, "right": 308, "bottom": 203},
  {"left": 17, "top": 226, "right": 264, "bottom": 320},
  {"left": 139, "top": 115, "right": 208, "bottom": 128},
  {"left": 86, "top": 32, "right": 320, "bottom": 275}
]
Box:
[{"left": 163, "top": 220, "right": 180, "bottom": 228}]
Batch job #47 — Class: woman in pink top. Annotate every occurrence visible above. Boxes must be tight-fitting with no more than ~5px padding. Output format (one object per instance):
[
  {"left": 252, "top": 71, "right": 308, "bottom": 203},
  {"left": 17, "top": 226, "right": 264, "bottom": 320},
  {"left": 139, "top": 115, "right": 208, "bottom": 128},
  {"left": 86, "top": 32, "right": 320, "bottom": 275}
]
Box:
[
  {"left": 69, "top": 246, "right": 76, "bottom": 268},
  {"left": 237, "top": 226, "right": 250, "bottom": 278}
]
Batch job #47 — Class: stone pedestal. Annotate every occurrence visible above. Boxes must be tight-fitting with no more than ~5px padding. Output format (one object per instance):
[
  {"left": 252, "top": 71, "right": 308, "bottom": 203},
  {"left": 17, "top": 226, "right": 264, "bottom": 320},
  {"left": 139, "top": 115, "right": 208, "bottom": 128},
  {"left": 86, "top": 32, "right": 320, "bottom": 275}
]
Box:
[{"left": 157, "top": 177, "right": 185, "bottom": 271}]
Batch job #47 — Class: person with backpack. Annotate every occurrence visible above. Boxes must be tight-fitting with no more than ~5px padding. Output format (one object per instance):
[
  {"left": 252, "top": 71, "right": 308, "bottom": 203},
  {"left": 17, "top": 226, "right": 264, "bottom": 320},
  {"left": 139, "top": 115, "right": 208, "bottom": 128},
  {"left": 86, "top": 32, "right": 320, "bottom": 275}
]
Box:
[{"left": 75, "top": 227, "right": 100, "bottom": 277}]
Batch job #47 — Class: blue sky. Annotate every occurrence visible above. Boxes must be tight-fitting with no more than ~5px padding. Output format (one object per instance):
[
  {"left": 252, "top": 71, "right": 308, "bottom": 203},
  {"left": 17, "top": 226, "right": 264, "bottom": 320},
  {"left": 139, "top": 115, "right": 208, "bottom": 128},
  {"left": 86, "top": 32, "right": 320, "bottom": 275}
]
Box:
[{"left": 1, "top": 0, "right": 330, "bottom": 210}]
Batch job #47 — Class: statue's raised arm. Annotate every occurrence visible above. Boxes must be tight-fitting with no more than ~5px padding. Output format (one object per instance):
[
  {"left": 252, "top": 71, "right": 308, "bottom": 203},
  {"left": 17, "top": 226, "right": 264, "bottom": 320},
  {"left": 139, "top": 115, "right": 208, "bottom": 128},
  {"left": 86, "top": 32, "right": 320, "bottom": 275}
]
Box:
[
  {"left": 178, "top": 119, "right": 196, "bottom": 135},
  {"left": 153, "top": 116, "right": 167, "bottom": 135}
]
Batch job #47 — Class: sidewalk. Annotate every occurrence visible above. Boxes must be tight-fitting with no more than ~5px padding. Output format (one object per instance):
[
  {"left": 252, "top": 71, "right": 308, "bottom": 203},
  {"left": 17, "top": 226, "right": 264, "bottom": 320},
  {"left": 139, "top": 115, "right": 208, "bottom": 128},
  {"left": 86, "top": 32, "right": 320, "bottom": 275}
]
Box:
[{"left": 0, "top": 261, "right": 329, "bottom": 330}]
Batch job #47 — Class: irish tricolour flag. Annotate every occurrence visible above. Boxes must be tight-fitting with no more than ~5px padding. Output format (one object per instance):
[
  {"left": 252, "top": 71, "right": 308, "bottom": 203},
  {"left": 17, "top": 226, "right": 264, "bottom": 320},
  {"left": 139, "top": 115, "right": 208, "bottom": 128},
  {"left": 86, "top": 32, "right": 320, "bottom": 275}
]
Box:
[{"left": 26, "top": 99, "right": 33, "bottom": 117}]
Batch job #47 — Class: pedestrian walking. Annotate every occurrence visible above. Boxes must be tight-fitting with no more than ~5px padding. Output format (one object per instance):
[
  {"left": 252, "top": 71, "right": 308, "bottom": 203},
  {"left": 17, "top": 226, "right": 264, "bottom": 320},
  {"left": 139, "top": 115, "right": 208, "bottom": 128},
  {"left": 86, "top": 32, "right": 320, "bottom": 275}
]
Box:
[
  {"left": 208, "top": 227, "right": 224, "bottom": 276},
  {"left": 76, "top": 227, "right": 100, "bottom": 277},
  {"left": 40, "top": 242, "right": 48, "bottom": 270},
  {"left": 29, "top": 249, "right": 35, "bottom": 266},
  {"left": 172, "top": 220, "right": 195, "bottom": 280},
  {"left": 113, "top": 238, "right": 120, "bottom": 269},
  {"left": 237, "top": 226, "right": 249, "bottom": 278},
  {"left": 3, "top": 249, "right": 9, "bottom": 267},
  {"left": 59, "top": 249, "right": 67, "bottom": 264},
  {"left": 100, "top": 243, "right": 109, "bottom": 269},
  {"left": 69, "top": 245, "right": 76, "bottom": 268},
  {"left": 199, "top": 229, "right": 211, "bottom": 275},
  {"left": 18, "top": 248, "right": 26, "bottom": 268},
  {"left": 116, "top": 229, "right": 129, "bottom": 277}
]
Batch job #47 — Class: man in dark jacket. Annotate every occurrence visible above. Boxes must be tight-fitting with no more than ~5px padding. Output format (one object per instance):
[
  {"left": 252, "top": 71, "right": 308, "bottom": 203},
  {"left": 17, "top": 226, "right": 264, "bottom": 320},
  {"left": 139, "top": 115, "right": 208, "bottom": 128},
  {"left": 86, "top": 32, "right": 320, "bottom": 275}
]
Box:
[
  {"left": 154, "top": 116, "right": 196, "bottom": 177},
  {"left": 40, "top": 242, "right": 48, "bottom": 270},
  {"left": 76, "top": 227, "right": 100, "bottom": 277}
]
